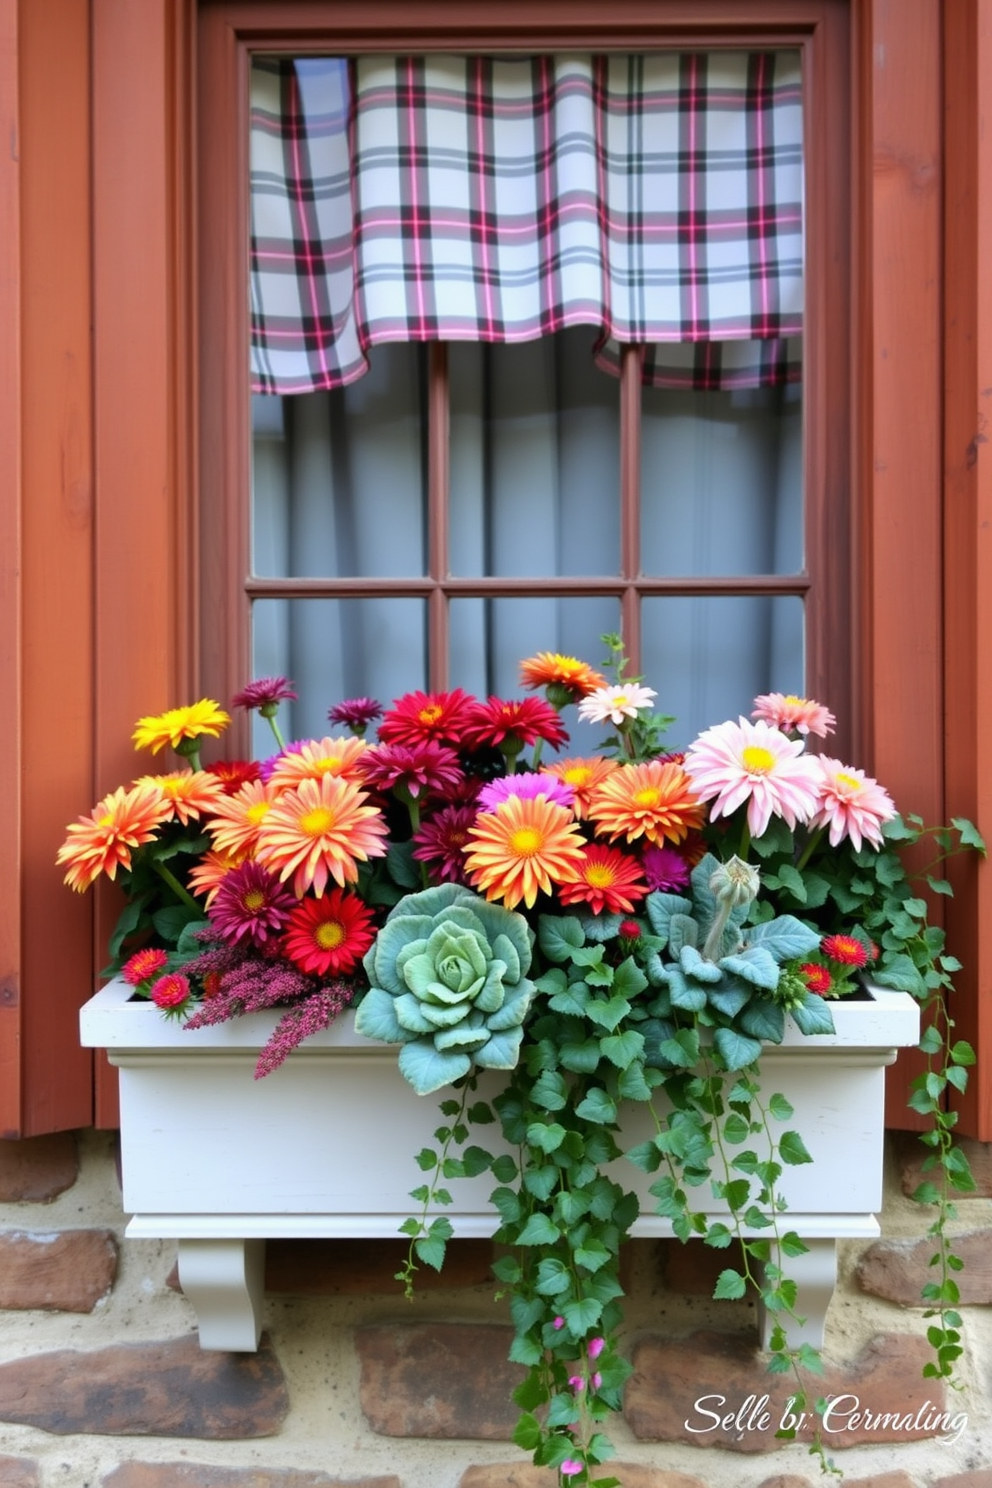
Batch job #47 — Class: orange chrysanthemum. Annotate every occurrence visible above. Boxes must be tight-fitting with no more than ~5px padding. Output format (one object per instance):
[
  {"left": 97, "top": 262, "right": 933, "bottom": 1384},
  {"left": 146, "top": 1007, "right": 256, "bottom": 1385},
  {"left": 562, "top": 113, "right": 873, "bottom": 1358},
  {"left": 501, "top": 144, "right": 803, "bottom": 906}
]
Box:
[
  {"left": 188, "top": 849, "right": 246, "bottom": 906},
  {"left": 266, "top": 735, "right": 369, "bottom": 791},
  {"left": 138, "top": 770, "right": 228, "bottom": 826},
  {"left": 254, "top": 774, "right": 389, "bottom": 897},
  {"left": 544, "top": 756, "right": 620, "bottom": 817},
  {"left": 463, "top": 795, "right": 587, "bottom": 910},
  {"left": 204, "top": 779, "right": 280, "bottom": 859},
  {"left": 586, "top": 760, "right": 705, "bottom": 847},
  {"left": 518, "top": 652, "right": 607, "bottom": 699},
  {"left": 557, "top": 844, "right": 648, "bottom": 915},
  {"left": 57, "top": 781, "right": 172, "bottom": 891}
]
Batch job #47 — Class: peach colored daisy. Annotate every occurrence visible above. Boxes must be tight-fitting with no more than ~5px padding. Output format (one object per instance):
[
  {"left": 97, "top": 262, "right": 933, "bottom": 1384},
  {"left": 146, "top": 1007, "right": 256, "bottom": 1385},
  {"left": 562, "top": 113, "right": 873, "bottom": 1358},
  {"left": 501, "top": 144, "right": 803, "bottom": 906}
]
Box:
[
  {"left": 138, "top": 769, "right": 228, "bottom": 826},
  {"left": 683, "top": 717, "right": 821, "bottom": 838},
  {"left": 57, "top": 781, "right": 172, "bottom": 891},
  {"left": 585, "top": 760, "right": 705, "bottom": 847},
  {"left": 188, "top": 849, "right": 246, "bottom": 906},
  {"left": 557, "top": 844, "right": 648, "bottom": 915},
  {"left": 752, "top": 692, "right": 836, "bottom": 738},
  {"left": 463, "top": 795, "right": 587, "bottom": 910},
  {"left": 544, "top": 756, "right": 620, "bottom": 817},
  {"left": 266, "top": 735, "right": 369, "bottom": 791},
  {"left": 578, "top": 683, "right": 657, "bottom": 727},
  {"left": 518, "top": 651, "right": 607, "bottom": 699},
  {"left": 132, "top": 699, "right": 230, "bottom": 755},
  {"left": 254, "top": 774, "right": 388, "bottom": 897},
  {"left": 809, "top": 757, "right": 897, "bottom": 851},
  {"left": 204, "top": 779, "right": 280, "bottom": 859}
]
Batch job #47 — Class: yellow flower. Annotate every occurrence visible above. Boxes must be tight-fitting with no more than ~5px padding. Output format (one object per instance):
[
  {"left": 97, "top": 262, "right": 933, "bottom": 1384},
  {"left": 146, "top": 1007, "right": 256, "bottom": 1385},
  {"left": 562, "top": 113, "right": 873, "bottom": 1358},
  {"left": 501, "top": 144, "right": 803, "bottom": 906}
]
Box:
[{"left": 132, "top": 699, "right": 231, "bottom": 755}]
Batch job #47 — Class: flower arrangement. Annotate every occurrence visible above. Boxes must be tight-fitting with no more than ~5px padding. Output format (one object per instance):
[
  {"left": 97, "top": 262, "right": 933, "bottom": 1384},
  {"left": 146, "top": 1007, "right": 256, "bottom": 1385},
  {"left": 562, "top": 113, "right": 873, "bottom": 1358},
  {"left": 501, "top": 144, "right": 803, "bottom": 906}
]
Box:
[{"left": 60, "top": 639, "right": 983, "bottom": 1484}]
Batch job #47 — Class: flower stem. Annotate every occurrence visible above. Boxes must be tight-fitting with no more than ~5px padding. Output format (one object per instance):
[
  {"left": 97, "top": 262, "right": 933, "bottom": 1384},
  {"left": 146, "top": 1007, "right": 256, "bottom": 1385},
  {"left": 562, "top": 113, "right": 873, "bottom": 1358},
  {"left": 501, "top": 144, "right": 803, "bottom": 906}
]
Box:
[
  {"left": 795, "top": 826, "right": 825, "bottom": 874},
  {"left": 266, "top": 715, "right": 286, "bottom": 751},
  {"left": 152, "top": 860, "right": 200, "bottom": 913}
]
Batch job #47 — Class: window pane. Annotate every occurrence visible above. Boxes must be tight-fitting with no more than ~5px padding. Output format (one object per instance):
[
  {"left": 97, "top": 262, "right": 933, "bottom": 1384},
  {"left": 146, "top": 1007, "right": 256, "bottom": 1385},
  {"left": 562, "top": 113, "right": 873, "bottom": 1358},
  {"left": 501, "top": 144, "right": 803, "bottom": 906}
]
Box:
[
  {"left": 449, "top": 330, "right": 620, "bottom": 579},
  {"left": 640, "top": 595, "right": 804, "bottom": 746},
  {"left": 251, "top": 597, "right": 427, "bottom": 753},
  {"left": 640, "top": 384, "right": 802, "bottom": 576},
  {"left": 251, "top": 343, "right": 428, "bottom": 579},
  {"left": 448, "top": 595, "right": 620, "bottom": 699}
]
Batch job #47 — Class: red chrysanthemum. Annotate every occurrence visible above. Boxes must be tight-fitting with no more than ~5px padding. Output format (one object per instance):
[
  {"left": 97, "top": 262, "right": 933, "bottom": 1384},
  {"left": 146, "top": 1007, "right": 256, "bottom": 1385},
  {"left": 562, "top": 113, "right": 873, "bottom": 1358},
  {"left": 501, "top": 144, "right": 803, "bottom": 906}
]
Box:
[
  {"left": 800, "top": 962, "right": 834, "bottom": 996},
  {"left": 378, "top": 689, "right": 477, "bottom": 747},
  {"left": 462, "top": 697, "right": 569, "bottom": 753},
  {"left": 557, "top": 844, "right": 649, "bottom": 915},
  {"left": 412, "top": 805, "right": 478, "bottom": 884},
  {"left": 150, "top": 972, "right": 192, "bottom": 1011},
  {"left": 206, "top": 759, "right": 262, "bottom": 795},
  {"left": 282, "top": 889, "right": 376, "bottom": 977},
  {"left": 820, "top": 933, "right": 870, "bottom": 969},
  {"left": 359, "top": 741, "right": 465, "bottom": 801},
  {"left": 122, "top": 947, "right": 169, "bottom": 987}
]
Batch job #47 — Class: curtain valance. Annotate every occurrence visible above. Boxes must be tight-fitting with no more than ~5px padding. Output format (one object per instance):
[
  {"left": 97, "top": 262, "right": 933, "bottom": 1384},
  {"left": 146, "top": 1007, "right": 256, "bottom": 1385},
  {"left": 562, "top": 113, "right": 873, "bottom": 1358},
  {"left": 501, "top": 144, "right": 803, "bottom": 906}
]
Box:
[{"left": 249, "top": 52, "right": 803, "bottom": 395}]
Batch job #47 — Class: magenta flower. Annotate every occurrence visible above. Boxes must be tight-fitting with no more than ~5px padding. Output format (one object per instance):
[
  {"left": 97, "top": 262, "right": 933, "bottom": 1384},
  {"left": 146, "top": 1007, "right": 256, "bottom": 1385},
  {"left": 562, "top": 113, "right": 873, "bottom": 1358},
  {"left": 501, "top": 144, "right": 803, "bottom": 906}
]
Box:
[
  {"left": 258, "top": 741, "right": 305, "bottom": 783},
  {"left": 208, "top": 860, "right": 296, "bottom": 947},
  {"left": 752, "top": 691, "right": 836, "bottom": 738},
  {"left": 477, "top": 772, "right": 575, "bottom": 813},
  {"left": 641, "top": 842, "right": 692, "bottom": 892},
  {"left": 559, "top": 1462, "right": 584, "bottom": 1478},
  {"left": 683, "top": 717, "right": 820, "bottom": 838},
  {"left": 360, "top": 741, "right": 464, "bottom": 801},
  {"left": 328, "top": 696, "right": 383, "bottom": 735},
  {"left": 809, "top": 756, "right": 897, "bottom": 850},
  {"left": 412, "top": 805, "right": 477, "bottom": 884},
  {"left": 553, "top": 1316, "right": 565, "bottom": 1330},
  {"left": 591, "top": 1371, "right": 602, "bottom": 1389},
  {"left": 150, "top": 972, "right": 191, "bottom": 1012},
  {"left": 568, "top": 1374, "right": 585, "bottom": 1391},
  {"left": 462, "top": 697, "right": 569, "bottom": 753},
  {"left": 231, "top": 677, "right": 297, "bottom": 714},
  {"left": 587, "top": 1336, "right": 605, "bottom": 1359}
]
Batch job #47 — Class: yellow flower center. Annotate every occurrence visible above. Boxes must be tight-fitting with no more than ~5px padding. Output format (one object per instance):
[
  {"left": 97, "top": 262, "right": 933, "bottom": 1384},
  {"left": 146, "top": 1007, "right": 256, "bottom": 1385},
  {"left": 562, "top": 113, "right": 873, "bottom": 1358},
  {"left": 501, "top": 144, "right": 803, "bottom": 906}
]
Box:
[
  {"left": 742, "top": 745, "right": 776, "bottom": 774},
  {"left": 836, "top": 772, "right": 861, "bottom": 792},
  {"left": 316, "top": 920, "right": 345, "bottom": 949},
  {"left": 98, "top": 813, "right": 114, "bottom": 827},
  {"left": 614, "top": 693, "right": 629, "bottom": 709},
  {"left": 634, "top": 787, "right": 660, "bottom": 809},
  {"left": 586, "top": 864, "right": 615, "bottom": 888},
  {"left": 243, "top": 889, "right": 265, "bottom": 911},
  {"left": 300, "top": 807, "right": 334, "bottom": 837},
  {"left": 784, "top": 694, "right": 804, "bottom": 707},
  {"left": 246, "top": 802, "right": 271, "bottom": 826},
  {"left": 564, "top": 767, "right": 591, "bottom": 787},
  {"left": 419, "top": 705, "right": 444, "bottom": 724},
  {"left": 509, "top": 827, "right": 543, "bottom": 857},
  {"left": 316, "top": 756, "right": 342, "bottom": 772}
]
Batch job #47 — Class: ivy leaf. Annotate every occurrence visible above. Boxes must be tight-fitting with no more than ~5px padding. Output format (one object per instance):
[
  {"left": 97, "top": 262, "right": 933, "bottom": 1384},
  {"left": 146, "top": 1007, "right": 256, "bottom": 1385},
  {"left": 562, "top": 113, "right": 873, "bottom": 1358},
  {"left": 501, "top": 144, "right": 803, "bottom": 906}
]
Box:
[
  {"left": 512, "top": 1412, "right": 543, "bottom": 1451},
  {"left": 951, "top": 816, "right": 986, "bottom": 853},
  {"left": 559, "top": 1039, "right": 603, "bottom": 1074},
  {"left": 767, "top": 1093, "right": 794, "bottom": 1122},
  {"left": 780, "top": 1130, "right": 814, "bottom": 1166},
  {"left": 713, "top": 1268, "right": 747, "bottom": 1300},
  {"left": 515, "top": 1213, "right": 562, "bottom": 1246},
  {"left": 585, "top": 996, "right": 632, "bottom": 1032},
  {"left": 414, "top": 1234, "right": 447, "bottom": 1271},
  {"left": 527, "top": 1121, "right": 567, "bottom": 1154},
  {"left": 575, "top": 1087, "right": 619, "bottom": 1125},
  {"left": 562, "top": 1296, "right": 603, "bottom": 1333},
  {"left": 538, "top": 915, "right": 585, "bottom": 962},
  {"left": 713, "top": 1027, "right": 763, "bottom": 1071},
  {"left": 599, "top": 1030, "right": 645, "bottom": 1069}
]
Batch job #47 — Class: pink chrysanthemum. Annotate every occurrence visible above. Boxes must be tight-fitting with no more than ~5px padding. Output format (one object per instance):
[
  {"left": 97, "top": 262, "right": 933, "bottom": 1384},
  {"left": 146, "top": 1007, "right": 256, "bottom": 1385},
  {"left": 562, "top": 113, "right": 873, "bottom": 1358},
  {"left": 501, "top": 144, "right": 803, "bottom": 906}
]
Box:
[
  {"left": 254, "top": 774, "right": 389, "bottom": 897},
  {"left": 809, "top": 756, "right": 897, "bottom": 851},
  {"left": 683, "top": 717, "right": 821, "bottom": 838},
  {"left": 412, "top": 805, "right": 478, "bottom": 884},
  {"left": 462, "top": 697, "right": 569, "bottom": 753},
  {"left": 360, "top": 741, "right": 464, "bottom": 801},
  {"left": 231, "top": 677, "right": 297, "bottom": 713},
  {"left": 820, "top": 933, "right": 870, "bottom": 969},
  {"left": 122, "top": 947, "right": 169, "bottom": 987},
  {"left": 477, "top": 773, "right": 575, "bottom": 813},
  {"left": 150, "top": 972, "right": 192, "bottom": 1011},
  {"left": 578, "top": 683, "right": 657, "bottom": 727},
  {"left": 557, "top": 843, "right": 648, "bottom": 915},
  {"left": 752, "top": 692, "right": 836, "bottom": 738},
  {"left": 266, "top": 735, "right": 369, "bottom": 791},
  {"left": 642, "top": 842, "right": 692, "bottom": 892},
  {"left": 378, "top": 689, "right": 477, "bottom": 747},
  {"left": 327, "top": 697, "right": 383, "bottom": 734},
  {"left": 208, "top": 860, "right": 296, "bottom": 947}
]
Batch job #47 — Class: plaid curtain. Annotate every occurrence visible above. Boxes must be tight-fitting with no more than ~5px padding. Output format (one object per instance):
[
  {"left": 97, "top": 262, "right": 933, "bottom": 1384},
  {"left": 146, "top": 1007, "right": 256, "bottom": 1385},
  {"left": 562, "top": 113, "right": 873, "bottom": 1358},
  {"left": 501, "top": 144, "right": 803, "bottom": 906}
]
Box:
[{"left": 250, "top": 53, "right": 803, "bottom": 395}]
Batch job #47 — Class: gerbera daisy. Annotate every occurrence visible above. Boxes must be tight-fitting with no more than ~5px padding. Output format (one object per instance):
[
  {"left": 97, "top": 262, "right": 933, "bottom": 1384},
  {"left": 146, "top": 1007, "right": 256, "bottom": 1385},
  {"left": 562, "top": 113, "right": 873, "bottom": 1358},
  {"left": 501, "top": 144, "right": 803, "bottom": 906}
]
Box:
[
  {"left": 121, "top": 947, "right": 169, "bottom": 987},
  {"left": 518, "top": 651, "right": 607, "bottom": 703},
  {"left": 231, "top": 677, "right": 297, "bottom": 714},
  {"left": 641, "top": 842, "right": 692, "bottom": 892},
  {"left": 359, "top": 740, "right": 465, "bottom": 802},
  {"left": 412, "top": 805, "right": 478, "bottom": 884},
  {"left": 544, "top": 756, "right": 620, "bottom": 816},
  {"left": 752, "top": 692, "right": 836, "bottom": 738},
  {"left": 137, "top": 769, "right": 228, "bottom": 826},
  {"left": 683, "top": 717, "right": 821, "bottom": 838},
  {"left": 585, "top": 760, "right": 705, "bottom": 847},
  {"left": 462, "top": 697, "right": 569, "bottom": 754},
  {"left": 282, "top": 888, "right": 376, "bottom": 976},
  {"left": 188, "top": 849, "right": 245, "bottom": 906},
  {"left": 208, "top": 860, "right": 296, "bottom": 948},
  {"left": 820, "top": 933, "right": 870, "bottom": 969},
  {"left": 204, "top": 779, "right": 280, "bottom": 859},
  {"left": 800, "top": 962, "right": 834, "bottom": 997},
  {"left": 150, "top": 971, "right": 192, "bottom": 1012},
  {"left": 57, "top": 781, "right": 172, "bottom": 891},
  {"left": 327, "top": 697, "right": 383, "bottom": 735},
  {"left": 477, "top": 773, "right": 575, "bottom": 813},
  {"left": 809, "top": 757, "right": 897, "bottom": 851},
  {"left": 132, "top": 699, "right": 231, "bottom": 755},
  {"left": 206, "top": 759, "right": 262, "bottom": 795},
  {"left": 254, "top": 774, "right": 388, "bottom": 897},
  {"left": 463, "top": 795, "right": 587, "bottom": 909},
  {"left": 578, "top": 683, "right": 657, "bottom": 727},
  {"left": 378, "top": 689, "right": 477, "bottom": 747},
  {"left": 557, "top": 844, "right": 648, "bottom": 915},
  {"left": 266, "top": 735, "right": 369, "bottom": 791}
]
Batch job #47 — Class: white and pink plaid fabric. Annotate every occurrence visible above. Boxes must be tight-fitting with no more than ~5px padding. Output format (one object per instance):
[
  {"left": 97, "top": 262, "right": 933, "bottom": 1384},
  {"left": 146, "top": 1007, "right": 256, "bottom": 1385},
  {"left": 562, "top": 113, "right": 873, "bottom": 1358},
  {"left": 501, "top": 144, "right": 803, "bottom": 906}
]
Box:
[{"left": 249, "top": 53, "right": 803, "bottom": 394}]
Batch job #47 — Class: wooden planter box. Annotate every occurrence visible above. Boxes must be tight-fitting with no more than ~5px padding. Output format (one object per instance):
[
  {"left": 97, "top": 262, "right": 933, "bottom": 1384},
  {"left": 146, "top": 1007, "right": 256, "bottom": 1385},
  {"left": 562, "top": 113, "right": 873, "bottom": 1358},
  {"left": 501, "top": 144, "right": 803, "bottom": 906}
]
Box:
[{"left": 81, "top": 978, "right": 919, "bottom": 1352}]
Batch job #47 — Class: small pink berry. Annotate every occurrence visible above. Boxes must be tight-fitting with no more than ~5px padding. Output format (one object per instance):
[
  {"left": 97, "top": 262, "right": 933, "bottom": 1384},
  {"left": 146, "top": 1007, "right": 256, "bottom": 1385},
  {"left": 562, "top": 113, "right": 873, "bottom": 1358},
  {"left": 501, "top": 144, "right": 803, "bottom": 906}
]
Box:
[
  {"left": 587, "top": 1336, "right": 605, "bottom": 1360},
  {"left": 568, "top": 1374, "right": 585, "bottom": 1391},
  {"left": 553, "top": 1316, "right": 565, "bottom": 1330}
]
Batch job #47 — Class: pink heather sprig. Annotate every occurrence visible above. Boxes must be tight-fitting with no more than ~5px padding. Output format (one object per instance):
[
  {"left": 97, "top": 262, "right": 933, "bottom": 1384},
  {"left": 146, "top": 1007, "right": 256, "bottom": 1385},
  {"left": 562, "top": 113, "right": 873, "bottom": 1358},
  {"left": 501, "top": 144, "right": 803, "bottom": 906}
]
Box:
[{"left": 253, "top": 982, "right": 356, "bottom": 1079}]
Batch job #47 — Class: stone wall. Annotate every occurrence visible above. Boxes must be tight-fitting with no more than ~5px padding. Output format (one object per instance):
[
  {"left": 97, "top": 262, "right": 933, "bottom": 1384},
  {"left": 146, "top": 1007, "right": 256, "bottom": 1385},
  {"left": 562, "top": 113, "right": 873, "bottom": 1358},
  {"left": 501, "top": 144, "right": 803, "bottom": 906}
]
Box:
[{"left": 0, "top": 1130, "right": 990, "bottom": 1488}]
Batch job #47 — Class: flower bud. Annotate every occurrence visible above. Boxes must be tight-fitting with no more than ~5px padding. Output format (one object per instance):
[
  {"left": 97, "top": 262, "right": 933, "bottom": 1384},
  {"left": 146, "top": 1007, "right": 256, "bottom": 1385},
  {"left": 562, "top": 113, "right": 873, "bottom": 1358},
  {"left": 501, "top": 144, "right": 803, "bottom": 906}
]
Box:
[{"left": 709, "top": 855, "right": 760, "bottom": 910}]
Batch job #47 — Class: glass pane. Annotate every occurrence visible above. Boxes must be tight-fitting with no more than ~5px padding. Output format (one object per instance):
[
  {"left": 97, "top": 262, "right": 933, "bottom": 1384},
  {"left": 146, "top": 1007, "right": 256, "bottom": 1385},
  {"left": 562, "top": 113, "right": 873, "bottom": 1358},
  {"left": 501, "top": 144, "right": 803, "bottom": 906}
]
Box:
[
  {"left": 251, "top": 597, "right": 427, "bottom": 755},
  {"left": 640, "top": 383, "right": 802, "bottom": 576},
  {"left": 251, "top": 343, "right": 428, "bottom": 579},
  {"left": 448, "top": 595, "right": 620, "bottom": 703},
  {"left": 449, "top": 330, "right": 620, "bottom": 579},
  {"left": 640, "top": 595, "right": 804, "bottom": 748}
]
